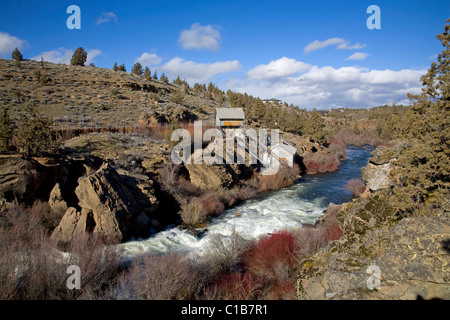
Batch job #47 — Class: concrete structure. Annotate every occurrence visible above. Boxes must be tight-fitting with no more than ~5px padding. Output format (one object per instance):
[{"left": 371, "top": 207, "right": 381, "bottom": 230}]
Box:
[
  {"left": 215, "top": 108, "right": 245, "bottom": 128},
  {"left": 262, "top": 140, "right": 297, "bottom": 167}
]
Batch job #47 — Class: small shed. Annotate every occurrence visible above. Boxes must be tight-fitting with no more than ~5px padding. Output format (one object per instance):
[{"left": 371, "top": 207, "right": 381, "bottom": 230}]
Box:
[
  {"left": 216, "top": 108, "right": 245, "bottom": 128},
  {"left": 263, "top": 140, "right": 297, "bottom": 167}
]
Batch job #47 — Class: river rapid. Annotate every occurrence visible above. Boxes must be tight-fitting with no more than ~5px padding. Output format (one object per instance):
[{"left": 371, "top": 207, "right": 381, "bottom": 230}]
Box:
[{"left": 117, "top": 146, "right": 373, "bottom": 261}]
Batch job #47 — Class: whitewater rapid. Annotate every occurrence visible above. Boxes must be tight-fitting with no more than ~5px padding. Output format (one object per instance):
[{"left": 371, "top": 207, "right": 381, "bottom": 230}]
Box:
[{"left": 116, "top": 146, "right": 373, "bottom": 262}]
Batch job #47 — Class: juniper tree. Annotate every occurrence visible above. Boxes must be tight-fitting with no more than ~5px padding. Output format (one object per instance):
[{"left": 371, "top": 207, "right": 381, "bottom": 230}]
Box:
[
  {"left": 17, "top": 103, "right": 58, "bottom": 157},
  {"left": 70, "top": 47, "right": 87, "bottom": 66},
  {"left": 389, "top": 19, "right": 450, "bottom": 217},
  {"left": 160, "top": 73, "right": 168, "bottom": 83},
  {"left": 12, "top": 48, "right": 23, "bottom": 61},
  {"left": 131, "top": 62, "right": 144, "bottom": 76},
  {"left": 144, "top": 66, "right": 151, "bottom": 80}
]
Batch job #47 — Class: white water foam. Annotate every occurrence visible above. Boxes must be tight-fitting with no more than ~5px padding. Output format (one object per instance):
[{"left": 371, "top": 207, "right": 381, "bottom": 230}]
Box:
[{"left": 116, "top": 183, "right": 327, "bottom": 262}]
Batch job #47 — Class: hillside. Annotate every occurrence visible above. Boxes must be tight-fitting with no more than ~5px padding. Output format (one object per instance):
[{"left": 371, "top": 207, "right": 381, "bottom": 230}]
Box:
[{"left": 0, "top": 58, "right": 218, "bottom": 128}]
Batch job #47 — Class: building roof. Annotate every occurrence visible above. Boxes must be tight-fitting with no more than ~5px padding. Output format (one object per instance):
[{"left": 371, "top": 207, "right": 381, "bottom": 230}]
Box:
[
  {"left": 271, "top": 141, "right": 297, "bottom": 155},
  {"left": 216, "top": 108, "right": 245, "bottom": 120}
]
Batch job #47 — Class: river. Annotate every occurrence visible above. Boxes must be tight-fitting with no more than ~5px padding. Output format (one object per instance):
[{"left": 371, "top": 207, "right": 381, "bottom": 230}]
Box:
[{"left": 117, "top": 146, "right": 374, "bottom": 261}]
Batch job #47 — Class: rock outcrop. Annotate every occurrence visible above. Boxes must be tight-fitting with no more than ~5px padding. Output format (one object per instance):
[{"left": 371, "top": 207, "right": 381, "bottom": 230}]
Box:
[
  {"left": 296, "top": 172, "right": 450, "bottom": 300},
  {"left": 0, "top": 156, "right": 68, "bottom": 208},
  {"left": 48, "top": 183, "right": 69, "bottom": 219},
  {"left": 52, "top": 163, "right": 157, "bottom": 243}
]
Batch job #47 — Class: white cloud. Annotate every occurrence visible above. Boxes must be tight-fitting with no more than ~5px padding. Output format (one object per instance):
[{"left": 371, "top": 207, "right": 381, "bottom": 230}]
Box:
[
  {"left": 337, "top": 42, "right": 366, "bottom": 50},
  {"left": 345, "top": 52, "right": 369, "bottom": 61},
  {"left": 136, "top": 52, "right": 162, "bottom": 67},
  {"left": 96, "top": 12, "right": 118, "bottom": 25},
  {"left": 86, "top": 49, "right": 102, "bottom": 64},
  {"left": 31, "top": 48, "right": 102, "bottom": 65},
  {"left": 159, "top": 57, "right": 241, "bottom": 83},
  {"left": 32, "top": 48, "right": 73, "bottom": 64},
  {"left": 232, "top": 58, "right": 425, "bottom": 109},
  {"left": 304, "top": 37, "right": 366, "bottom": 54},
  {"left": 247, "top": 57, "right": 311, "bottom": 80},
  {"left": 178, "top": 23, "right": 221, "bottom": 51},
  {"left": 0, "top": 32, "right": 29, "bottom": 57}
]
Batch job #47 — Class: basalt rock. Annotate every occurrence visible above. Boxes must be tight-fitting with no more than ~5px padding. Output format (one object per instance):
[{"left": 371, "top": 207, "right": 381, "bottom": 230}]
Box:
[{"left": 72, "top": 163, "right": 156, "bottom": 241}]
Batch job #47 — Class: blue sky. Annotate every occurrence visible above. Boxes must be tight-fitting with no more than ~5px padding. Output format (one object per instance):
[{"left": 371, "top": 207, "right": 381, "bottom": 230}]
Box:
[{"left": 0, "top": 0, "right": 448, "bottom": 109}]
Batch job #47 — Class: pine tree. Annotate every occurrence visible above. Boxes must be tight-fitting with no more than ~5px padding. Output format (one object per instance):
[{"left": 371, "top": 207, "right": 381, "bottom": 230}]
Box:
[
  {"left": 12, "top": 48, "right": 23, "bottom": 61},
  {"left": 70, "top": 47, "right": 87, "bottom": 66},
  {"left": 160, "top": 73, "right": 168, "bottom": 83},
  {"left": 113, "top": 62, "right": 119, "bottom": 71},
  {"left": 131, "top": 62, "right": 144, "bottom": 76},
  {"left": 153, "top": 70, "right": 158, "bottom": 79},
  {"left": 144, "top": 66, "right": 151, "bottom": 80},
  {"left": 173, "top": 75, "right": 183, "bottom": 85},
  {"left": 118, "top": 64, "right": 126, "bottom": 72}
]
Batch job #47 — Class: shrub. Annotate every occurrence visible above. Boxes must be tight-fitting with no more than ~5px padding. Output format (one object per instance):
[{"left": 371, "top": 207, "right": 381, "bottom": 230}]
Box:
[
  {"left": 243, "top": 230, "right": 298, "bottom": 279},
  {"left": 180, "top": 198, "right": 208, "bottom": 226},
  {"left": 170, "top": 90, "right": 185, "bottom": 105},
  {"left": 116, "top": 253, "right": 203, "bottom": 299},
  {"left": 0, "top": 203, "right": 119, "bottom": 300},
  {"left": 257, "top": 163, "right": 299, "bottom": 192},
  {"left": 328, "top": 137, "right": 347, "bottom": 160},
  {"left": 204, "top": 227, "right": 249, "bottom": 274},
  {"left": 16, "top": 105, "right": 58, "bottom": 157},
  {"left": 302, "top": 152, "right": 340, "bottom": 174},
  {"left": 0, "top": 107, "right": 13, "bottom": 152},
  {"left": 345, "top": 178, "right": 366, "bottom": 197},
  {"left": 204, "top": 272, "right": 266, "bottom": 300}
]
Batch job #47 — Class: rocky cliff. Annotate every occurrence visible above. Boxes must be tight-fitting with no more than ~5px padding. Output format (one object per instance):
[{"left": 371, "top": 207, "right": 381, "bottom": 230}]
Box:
[{"left": 296, "top": 144, "right": 450, "bottom": 300}]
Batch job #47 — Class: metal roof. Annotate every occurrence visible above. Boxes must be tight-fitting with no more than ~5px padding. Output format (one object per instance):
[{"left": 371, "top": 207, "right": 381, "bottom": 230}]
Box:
[
  {"left": 216, "top": 108, "right": 245, "bottom": 120},
  {"left": 271, "top": 142, "right": 297, "bottom": 155}
]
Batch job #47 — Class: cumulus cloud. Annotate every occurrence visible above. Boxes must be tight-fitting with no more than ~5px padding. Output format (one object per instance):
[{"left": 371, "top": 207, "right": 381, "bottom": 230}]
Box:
[
  {"left": 178, "top": 23, "right": 221, "bottom": 51},
  {"left": 31, "top": 48, "right": 74, "bottom": 64},
  {"left": 232, "top": 58, "right": 425, "bottom": 109},
  {"left": 159, "top": 57, "right": 241, "bottom": 83},
  {"left": 345, "top": 52, "right": 369, "bottom": 61},
  {"left": 96, "top": 12, "right": 118, "bottom": 25},
  {"left": 136, "top": 52, "right": 162, "bottom": 67},
  {"left": 86, "top": 49, "right": 102, "bottom": 64},
  {"left": 31, "top": 48, "right": 102, "bottom": 65},
  {"left": 247, "top": 57, "right": 311, "bottom": 80},
  {"left": 0, "top": 32, "right": 29, "bottom": 57},
  {"left": 304, "top": 37, "right": 366, "bottom": 54}
]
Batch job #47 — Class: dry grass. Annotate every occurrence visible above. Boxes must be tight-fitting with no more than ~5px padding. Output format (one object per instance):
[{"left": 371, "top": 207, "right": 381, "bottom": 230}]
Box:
[
  {"left": 115, "top": 252, "right": 205, "bottom": 300},
  {"left": 180, "top": 198, "right": 209, "bottom": 227},
  {"left": 0, "top": 203, "right": 119, "bottom": 300}
]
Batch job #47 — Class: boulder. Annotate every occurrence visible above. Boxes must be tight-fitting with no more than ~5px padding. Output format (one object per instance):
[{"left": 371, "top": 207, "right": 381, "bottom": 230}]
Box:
[
  {"left": 48, "top": 183, "right": 68, "bottom": 219},
  {"left": 74, "top": 163, "right": 154, "bottom": 241},
  {"left": 51, "top": 207, "right": 86, "bottom": 243},
  {"left": 361, "top": 162, "right": 391, "bottom": 191},
  {"left": 0, "top": 156, "right": 68, "bottom": 208}
]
